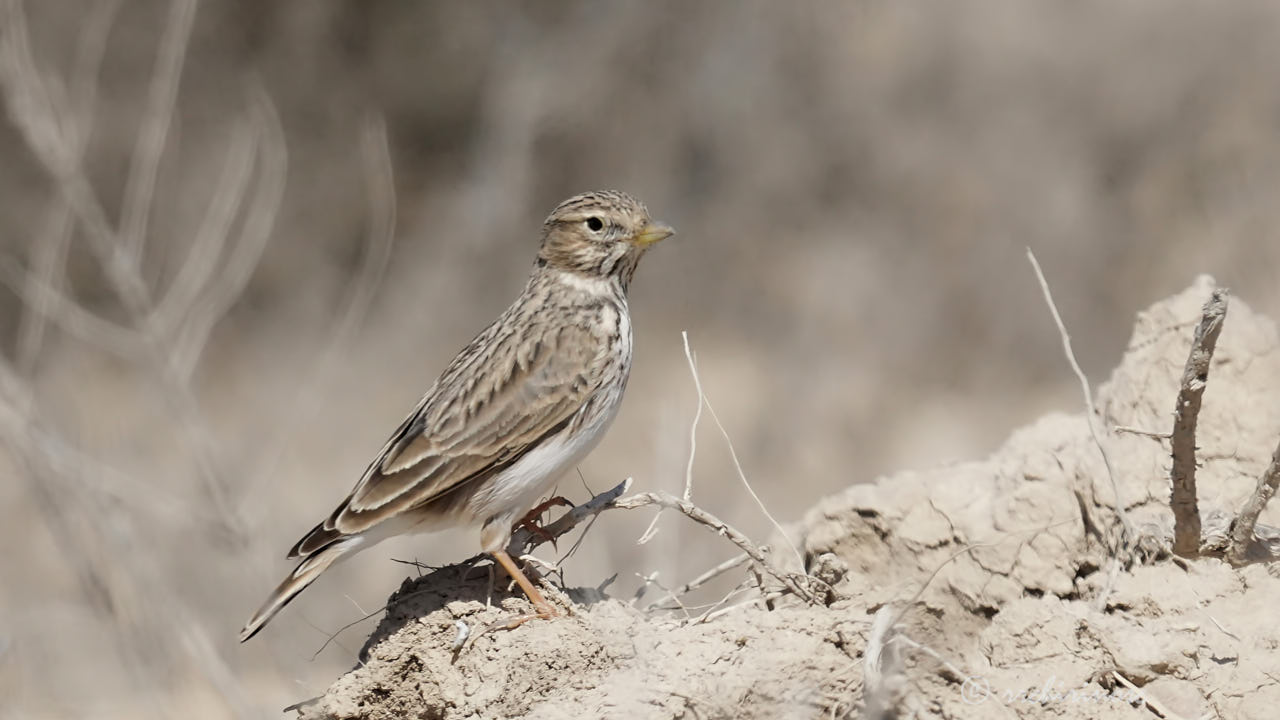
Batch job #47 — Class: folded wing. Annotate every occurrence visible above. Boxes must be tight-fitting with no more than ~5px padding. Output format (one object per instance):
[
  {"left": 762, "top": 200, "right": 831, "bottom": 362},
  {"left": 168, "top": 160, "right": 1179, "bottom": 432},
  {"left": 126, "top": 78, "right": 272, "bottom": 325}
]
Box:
[{"left": 288, "top": 321, "right": 602, "bottom": 558}]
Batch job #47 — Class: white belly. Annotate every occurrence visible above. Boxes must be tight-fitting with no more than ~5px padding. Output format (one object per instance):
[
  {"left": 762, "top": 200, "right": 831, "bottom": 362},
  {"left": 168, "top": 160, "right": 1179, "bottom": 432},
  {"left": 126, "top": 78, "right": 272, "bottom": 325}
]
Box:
[
  {"left": 468, "top": 290, "right": 632, "bottom": 550},
  {"left": 467, "top": 385, "right": 624, "bottom": 550}
]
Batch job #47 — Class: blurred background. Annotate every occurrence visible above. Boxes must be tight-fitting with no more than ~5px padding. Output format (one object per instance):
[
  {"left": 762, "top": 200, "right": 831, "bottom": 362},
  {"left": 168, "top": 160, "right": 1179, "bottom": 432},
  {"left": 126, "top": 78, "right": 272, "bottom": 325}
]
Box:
[{"left": 3, "top": 0, "right": 1280, "bottom": 716}]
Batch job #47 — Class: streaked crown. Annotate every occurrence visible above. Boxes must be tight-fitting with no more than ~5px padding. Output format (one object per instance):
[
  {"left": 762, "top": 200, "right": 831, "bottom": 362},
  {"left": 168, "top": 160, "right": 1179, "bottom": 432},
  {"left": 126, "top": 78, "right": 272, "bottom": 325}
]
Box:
[{"left": 537, "top": 190, "right": 674, "bottom": 289}]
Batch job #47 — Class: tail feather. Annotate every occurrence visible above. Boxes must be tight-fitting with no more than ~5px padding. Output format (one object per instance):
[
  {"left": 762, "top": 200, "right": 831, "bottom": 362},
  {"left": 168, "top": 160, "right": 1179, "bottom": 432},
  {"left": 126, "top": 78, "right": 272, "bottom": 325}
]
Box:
[{"left": 240, "top": 537, "right": 360, "bottom": 642}]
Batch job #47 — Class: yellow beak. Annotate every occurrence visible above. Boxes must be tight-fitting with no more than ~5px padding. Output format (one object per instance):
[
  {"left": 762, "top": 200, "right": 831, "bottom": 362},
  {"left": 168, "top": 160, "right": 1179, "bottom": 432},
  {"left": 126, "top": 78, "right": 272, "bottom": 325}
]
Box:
[{"left": 633, "top": 221, "right": 676, "bottom": 248}]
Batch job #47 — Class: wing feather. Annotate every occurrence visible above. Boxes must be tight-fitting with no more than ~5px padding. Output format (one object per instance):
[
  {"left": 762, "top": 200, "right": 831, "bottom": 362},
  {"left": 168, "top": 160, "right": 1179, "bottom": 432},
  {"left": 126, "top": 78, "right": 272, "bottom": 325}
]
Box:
[{"left": 295, "top": 318, "right": 605, "bottom": 548}]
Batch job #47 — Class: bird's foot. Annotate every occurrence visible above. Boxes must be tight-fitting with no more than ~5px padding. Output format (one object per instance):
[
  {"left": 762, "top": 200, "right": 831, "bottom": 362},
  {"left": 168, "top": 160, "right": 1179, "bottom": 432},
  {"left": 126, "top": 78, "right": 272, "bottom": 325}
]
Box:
[
  {"left": 513, "top": 496, "right": 574, "bottom": 547},
  {"left": 487, "top": 600, "right": 560, "bottom": 632},
  {"left": 485, "top": 549, "right": 562, "bottom": 632}
]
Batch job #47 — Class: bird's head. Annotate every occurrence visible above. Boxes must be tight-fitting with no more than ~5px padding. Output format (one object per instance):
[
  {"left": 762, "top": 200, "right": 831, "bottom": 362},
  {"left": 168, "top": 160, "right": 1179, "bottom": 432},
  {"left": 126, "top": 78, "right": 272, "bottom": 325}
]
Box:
[{"left": 537, "top": 190, "right": 674, "bottom": 289}]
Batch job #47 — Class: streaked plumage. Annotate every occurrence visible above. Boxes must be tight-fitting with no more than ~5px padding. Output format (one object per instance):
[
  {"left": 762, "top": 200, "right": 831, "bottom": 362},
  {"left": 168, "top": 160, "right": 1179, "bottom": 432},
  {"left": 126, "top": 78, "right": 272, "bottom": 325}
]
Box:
[{"left": 240, "top": 191, "right": 672, "bottom": 641}]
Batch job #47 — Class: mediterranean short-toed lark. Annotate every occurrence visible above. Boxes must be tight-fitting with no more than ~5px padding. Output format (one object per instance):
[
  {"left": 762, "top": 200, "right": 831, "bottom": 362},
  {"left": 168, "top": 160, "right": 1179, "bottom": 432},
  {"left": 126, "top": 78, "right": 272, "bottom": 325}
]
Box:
[{"left": 240, "top": 190, "right": 673, "bottom": 641}]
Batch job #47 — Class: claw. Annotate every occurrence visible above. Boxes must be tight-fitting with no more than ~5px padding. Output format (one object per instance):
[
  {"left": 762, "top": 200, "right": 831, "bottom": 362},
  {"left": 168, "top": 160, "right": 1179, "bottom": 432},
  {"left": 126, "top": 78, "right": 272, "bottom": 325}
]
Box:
[
  {"left": 487, "top": 549, "right": 561, "bottom": 631},
  {"left": 513, "top": 496, "right": 574, "bottom": 548}
]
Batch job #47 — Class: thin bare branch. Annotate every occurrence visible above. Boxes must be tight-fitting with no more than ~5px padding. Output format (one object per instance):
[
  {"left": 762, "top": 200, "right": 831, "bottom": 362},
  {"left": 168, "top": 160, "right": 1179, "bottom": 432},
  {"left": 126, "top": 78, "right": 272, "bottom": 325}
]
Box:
[
  {"left": 1169, "top": 288, "right": 1228, "bottom": 557},
  {"left": 152, "top": 112, "right": 257, "bottom": 337},
  {"left": 16, "top": 202, "right": 73, "bottom": 374},
  {"left": 1114, "top": 425, "right": 1171, "bottom": 441},
  {"left": 66, "top": 0, "right": 120, "bottom": 133},
  {"left": 633, "top": 572, "right": 691, "bottom": 617},
  {"left": 172, "top": 88, "right": 286, "bottom": 378},
  {"left": 702, "top": 388, "right": 805, "bottom": 572},
  {"left": 1026, "top": 249, "right": 1129, "bottom": 546},
  {"left": 613, "top": 491, "right": 826, "bottom": 604},
  {"left": 507, "top": 477, "right": 634, "bottom": 554},
  {"left": 241, "top": 111, "right": 397, "bottom": 512},
  {"left": 1110, "top": 671, "right": 1188, "bottom": 720},
  {"left": 681, "top": 331, "right": 704, "bottom": 501},
  {"left": 0, "top": 4, "right": 255, "bottom": 711},
  {"left": 647, "top": 552, "right": 750, "bottom": 610},
  {"left": 637, "top": 329, "right": 705, "bottom": 545},
  {"left": 697, "top": 595, "right": 763, "bottom": 624},
  {"left": 507, "top": 478, "right": 826, "bottom": 605},
  {"left": 119, "top": 0, "right": 197, "bottom": 260},
  {"left": 1228, "top": 438, "right": 1280, "bottom": 565},
  {"left": 0, "top": 255, "right": 142, "bottom": 357},
  {"left": 10, "top": 1, "right": 116, "bottom": 368},
  {"left": 679, "top": 332, "right": 805, "bottom": 570}
]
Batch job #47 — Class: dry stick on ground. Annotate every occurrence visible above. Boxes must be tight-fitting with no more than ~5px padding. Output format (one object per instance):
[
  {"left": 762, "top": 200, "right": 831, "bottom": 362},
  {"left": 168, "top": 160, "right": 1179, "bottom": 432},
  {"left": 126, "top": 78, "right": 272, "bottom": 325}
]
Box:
[
  {"left": 1227, "top": 438, "right": 1280, "bottom": 565},
  {"left": 1110, "top": 671, "right": 1187, "bottom": 720},
  {"left": 1026, "top": 249, "right": 1131, "bottom": 615},
  {"left": 1116, "top": 288, "right": 1280, "bottom": 565},
  {"left": 506, "top": 477, "right": 634, "bottom": 553},
  {"left": 640, "top": 332, "right": 803, "bottom": 591},
  {"left": 615, "top": 491, "right": 826, "bottom": 604},
  {"left": 1025, "top": 250, "right": 1130, "bottom": 548},
  {"left": 505, "top": 478, "right": 829, "bottom": 606},
  {"left": 1169, "top": 289, "right": 1228, "bottom": 558},
  {"left": 648, "top": 552, "right": 751, "bottom": 611}
]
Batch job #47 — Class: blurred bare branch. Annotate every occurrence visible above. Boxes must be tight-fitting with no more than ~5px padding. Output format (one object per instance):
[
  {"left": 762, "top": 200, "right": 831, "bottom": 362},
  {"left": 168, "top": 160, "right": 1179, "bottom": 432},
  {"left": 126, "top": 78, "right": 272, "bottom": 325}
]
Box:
[
  {"left": 14, "top": 205, "right": 73, "bottom": 369},
  {"left": 0, "top": 1, "right": 267, "bottom": 712},
  {"left": 0, "top": 255, "right": 143, "bottom": 357},
  {"left": 119, "top": 0, "right": 196, "bottom": 261},
  {"left": 152, "top": 112, "right": 257, "bottom": 341},
  {"left": 170, "top": 88, "right": 286, "bottom": 379},
  {"left": 1, "top": 2, "right": 295, "bottom": 542},
  {"left": 350, "top": 112, "right": 398, "bottom": 336},
  {"left": 243, "top": 111, "right": 396, "bottom": 520}
]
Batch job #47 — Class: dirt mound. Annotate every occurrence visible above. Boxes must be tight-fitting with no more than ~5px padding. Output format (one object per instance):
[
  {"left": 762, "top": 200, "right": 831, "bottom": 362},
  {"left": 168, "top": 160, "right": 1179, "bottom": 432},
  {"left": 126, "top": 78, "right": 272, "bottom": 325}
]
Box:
[
  {"left": 296, "top": 565, "right": 857, "bottom": 720},
  {"left": 297, "top": 276, "right": 1280, "bottom": 719}
]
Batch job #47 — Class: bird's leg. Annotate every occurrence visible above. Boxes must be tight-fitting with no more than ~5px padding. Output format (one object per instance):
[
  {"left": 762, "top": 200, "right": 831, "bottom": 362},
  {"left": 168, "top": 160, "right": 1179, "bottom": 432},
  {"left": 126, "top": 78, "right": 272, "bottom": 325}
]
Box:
[
  {"left": 490, "top": 549, "right": 558, "bottom": 628},
  {"left": 513, "top": 496, "right": 575, "bottom": 548}
]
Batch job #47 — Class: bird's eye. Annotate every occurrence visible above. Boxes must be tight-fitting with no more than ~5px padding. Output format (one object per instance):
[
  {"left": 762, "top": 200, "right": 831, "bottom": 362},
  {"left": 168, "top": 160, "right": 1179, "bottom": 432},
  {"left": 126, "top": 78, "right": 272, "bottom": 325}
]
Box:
[{"left": 585, "top": 216, "right": 604, "bottom": 232}]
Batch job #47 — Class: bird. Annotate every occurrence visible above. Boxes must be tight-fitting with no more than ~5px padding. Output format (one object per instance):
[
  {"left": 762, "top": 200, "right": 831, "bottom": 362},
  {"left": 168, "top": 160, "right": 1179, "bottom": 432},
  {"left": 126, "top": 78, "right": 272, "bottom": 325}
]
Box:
[{"left": 240, "top": 190, "right": 674, "bottom": 642}]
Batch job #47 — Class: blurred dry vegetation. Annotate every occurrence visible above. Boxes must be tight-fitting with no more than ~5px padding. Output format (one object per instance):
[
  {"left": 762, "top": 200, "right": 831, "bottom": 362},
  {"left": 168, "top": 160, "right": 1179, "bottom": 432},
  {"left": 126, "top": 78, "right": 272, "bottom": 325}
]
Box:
[{"left": 3, "top": 1, "right": 1280, "bottom": 717}]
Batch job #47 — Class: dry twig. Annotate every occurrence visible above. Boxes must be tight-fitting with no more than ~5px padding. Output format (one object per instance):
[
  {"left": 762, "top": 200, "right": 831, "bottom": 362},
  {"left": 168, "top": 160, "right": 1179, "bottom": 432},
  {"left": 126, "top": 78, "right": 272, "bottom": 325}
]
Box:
[
  {"left": 1228, "top": 438, "right": 1280, "bottom": 565},
  {"left": 1113, "top": 425, "right": 1171, "bottom": 441},
  {"left": 638, "top": 332, "right": 706, "bottom": 544},
  {"left": 1025, "top": 249, "right": 1130, "bottom": 547},
  {"left": 1115, "top": 286, "right": 1280, "bottom": 566},
  {"left": 647, "top": 552, "right": 750, "bottom": 610},
  {"left": 0, "top": 2, "right": 265, "bottom": 712},
  {"left": 613, "top": 491, "right": 826, "bottom": 604},
  {"left": 1025, "top": 249, "right": 1130, "bottom": 613},
  {"left": 1169, "top": 289, "right": 1228, "bottom": 557},
  {"left": 1110, "top": 671, "right": 1188, "bottom": 720},
  {"left": 506, "top": 477, "right": 634, "bottom": 554},
  {"left": 505, "top": 478, "right": 828, "bottom": 606}
]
